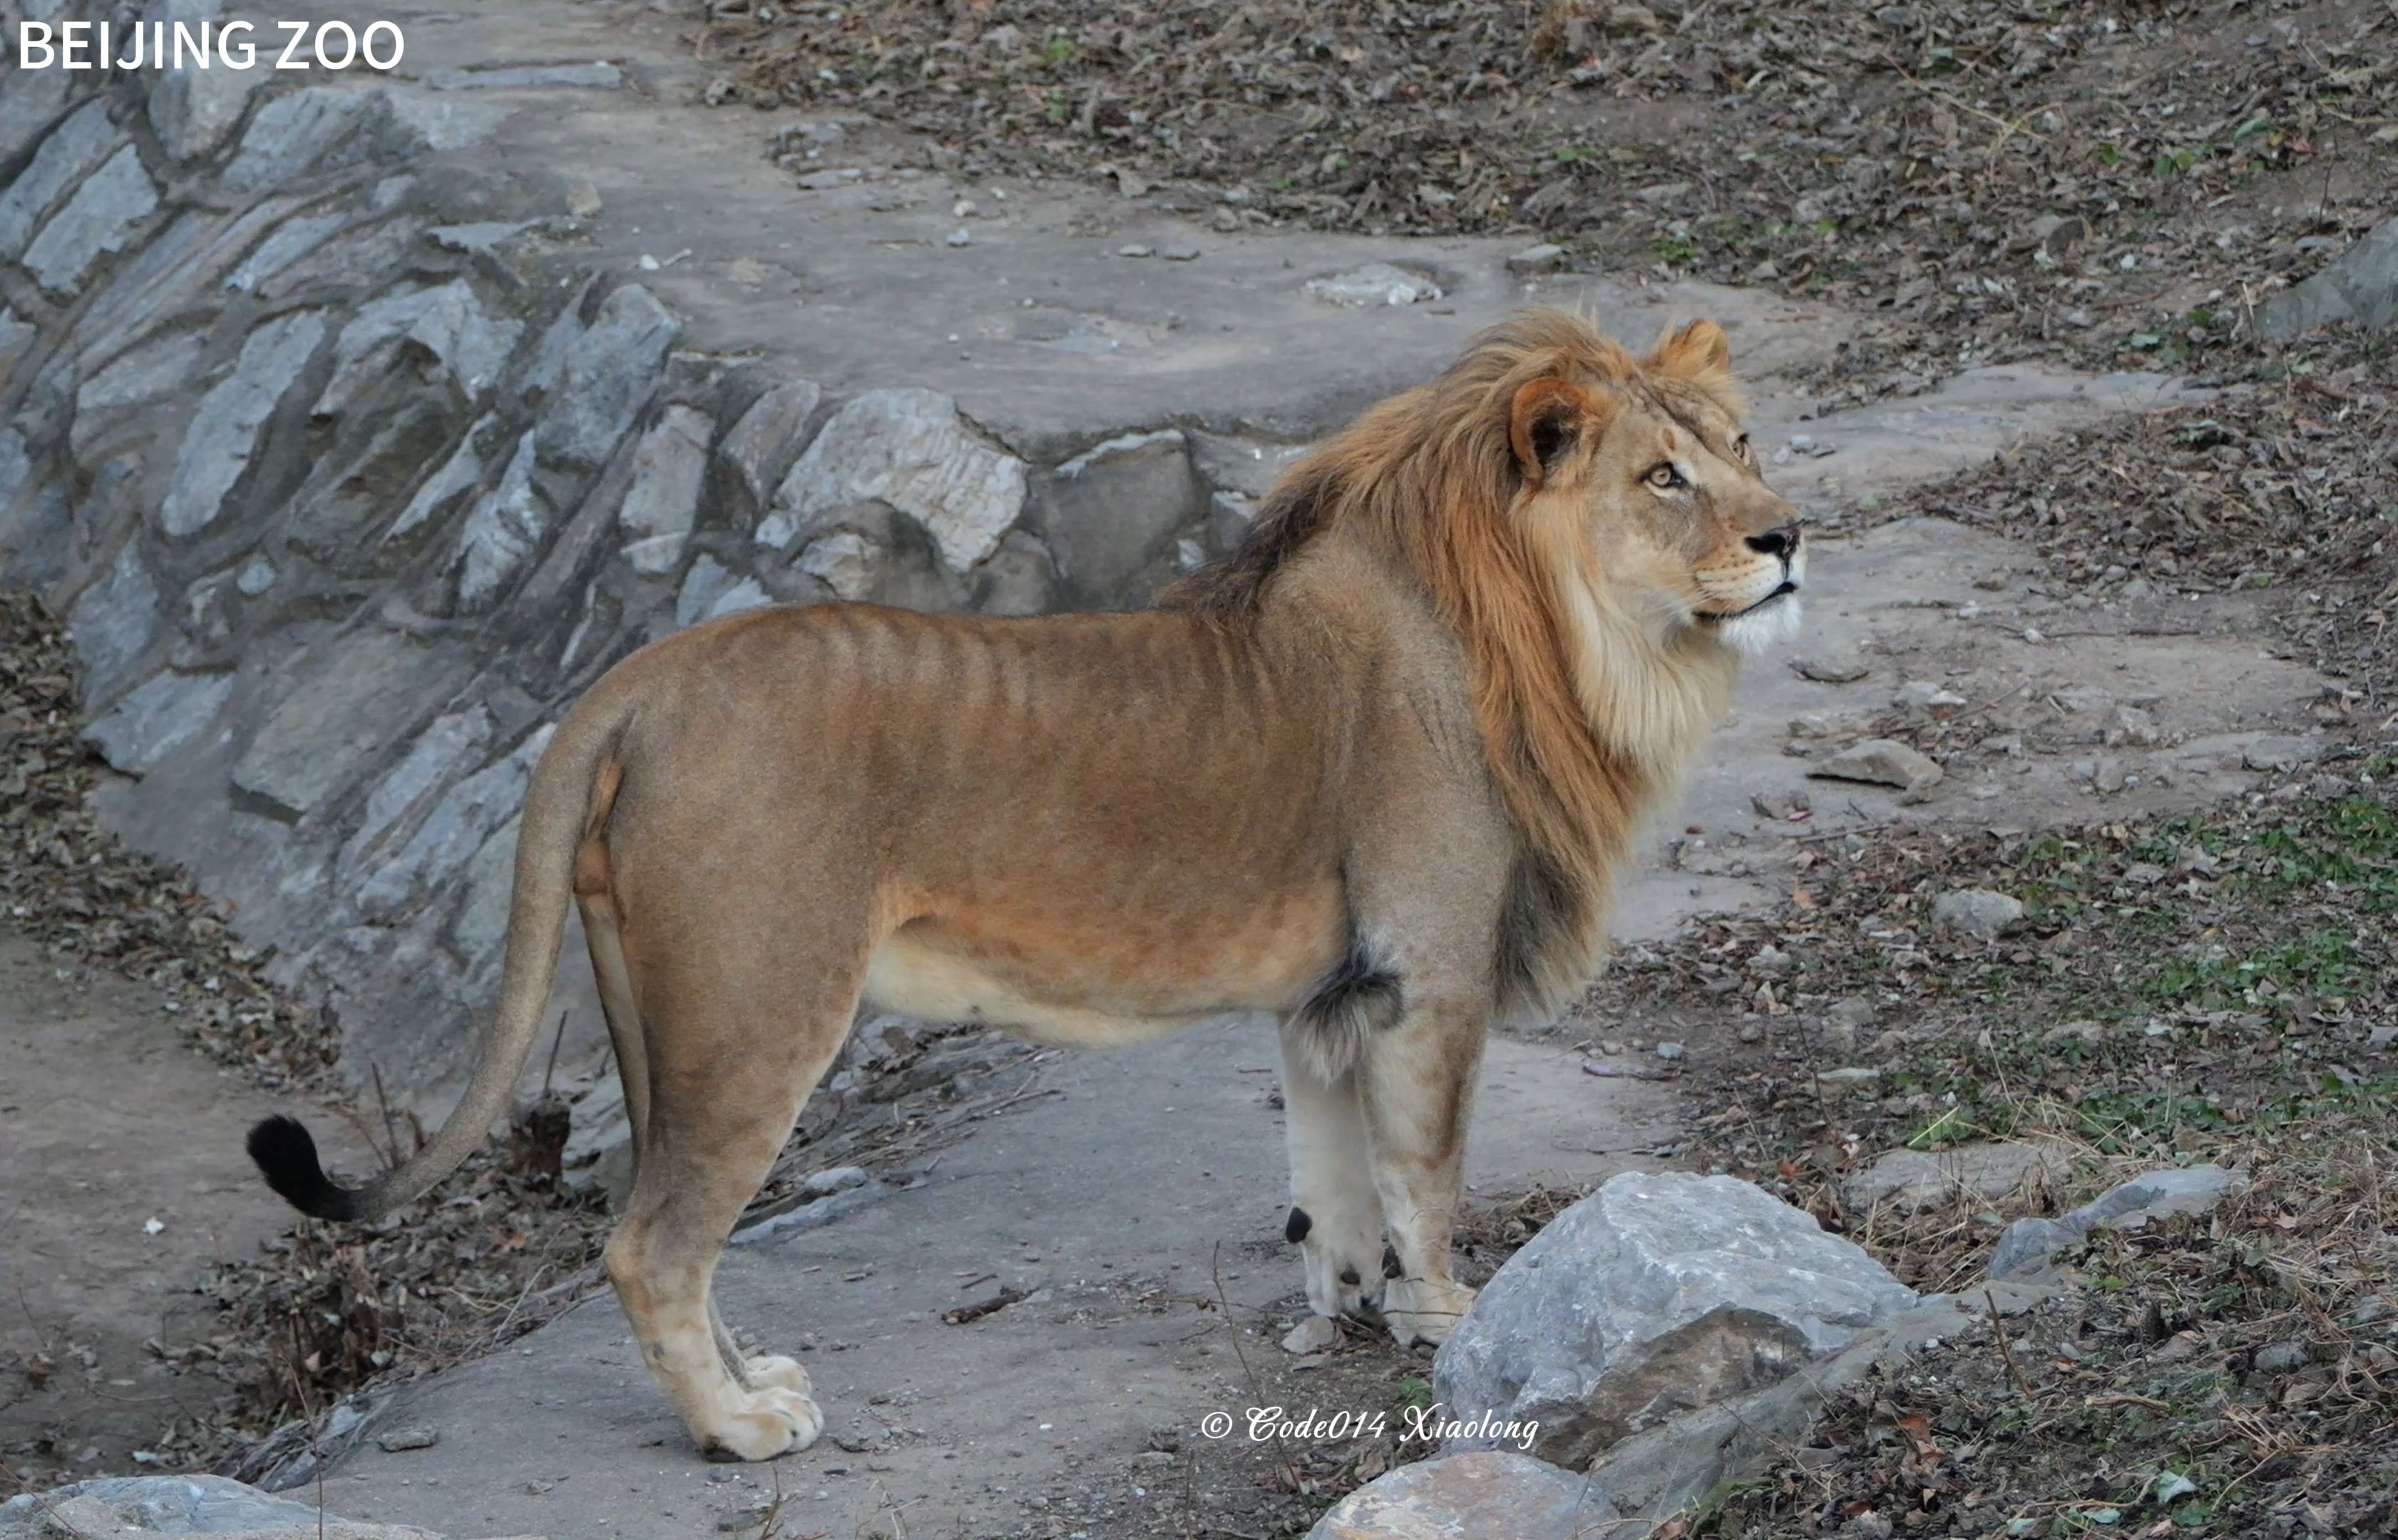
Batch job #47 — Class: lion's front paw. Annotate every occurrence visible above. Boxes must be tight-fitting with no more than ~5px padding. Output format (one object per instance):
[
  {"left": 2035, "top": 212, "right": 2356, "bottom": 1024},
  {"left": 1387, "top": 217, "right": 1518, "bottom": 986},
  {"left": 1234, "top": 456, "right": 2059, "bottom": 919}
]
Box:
[
  {"left": 1301, "top": 1234, "right": 1388, "bottom": 1323},
  {"left": 743, "top": 1355, "right": 811, "bottom": 1395},
  {"left": 1382, "top": 1277, "right": 1477, "bottom": 1348},
  {"left": 699, "top": 1385, "right": 824, "bottom": 1462}
]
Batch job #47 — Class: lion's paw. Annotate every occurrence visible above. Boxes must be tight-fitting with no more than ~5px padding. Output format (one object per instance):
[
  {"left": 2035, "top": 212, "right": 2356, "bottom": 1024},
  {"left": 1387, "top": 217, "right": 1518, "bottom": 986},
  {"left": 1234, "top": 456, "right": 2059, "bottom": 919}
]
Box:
[
  {"left": 1382, "top": 1277, "right": 1477, "bottom": 1348},
  {"left": 1301, "top": 1236, "right": 1388, "bottom": 1323},
  {"left": 699, "top": 1385, "right": 824, "bottom": 1462},
  {"left": 744, "top": 1355, "right": 811, "bottom": 1395}
]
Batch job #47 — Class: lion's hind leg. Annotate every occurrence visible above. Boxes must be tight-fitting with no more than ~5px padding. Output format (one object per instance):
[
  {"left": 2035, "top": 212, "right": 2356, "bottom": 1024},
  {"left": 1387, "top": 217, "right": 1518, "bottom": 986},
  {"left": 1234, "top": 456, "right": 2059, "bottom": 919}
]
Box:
[{"left": 601, "top": 940, "right": 861, "bottom": 1462}]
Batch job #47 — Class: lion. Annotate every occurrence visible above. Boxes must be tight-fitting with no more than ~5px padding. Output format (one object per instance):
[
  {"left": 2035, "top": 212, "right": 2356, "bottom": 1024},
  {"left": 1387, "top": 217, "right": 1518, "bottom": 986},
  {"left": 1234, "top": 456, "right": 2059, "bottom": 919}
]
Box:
[{"left": 248, "top": 308, "right": 1804, "bottom": 1462}]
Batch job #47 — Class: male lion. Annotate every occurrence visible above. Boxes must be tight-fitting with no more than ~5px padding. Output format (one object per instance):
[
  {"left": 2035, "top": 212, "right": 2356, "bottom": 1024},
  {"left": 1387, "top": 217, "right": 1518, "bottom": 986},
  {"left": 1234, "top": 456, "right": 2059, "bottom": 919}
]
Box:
[{"left": 249, "top": 309, "right": 1803, "bottom": 1462}]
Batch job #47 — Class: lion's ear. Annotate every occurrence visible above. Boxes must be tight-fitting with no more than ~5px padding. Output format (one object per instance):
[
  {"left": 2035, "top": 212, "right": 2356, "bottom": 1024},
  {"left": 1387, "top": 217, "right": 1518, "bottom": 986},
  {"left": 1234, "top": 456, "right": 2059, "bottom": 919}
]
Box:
[
  {"left": 1649, "top": 318, "right": 1732, "bottom": 379},
  {"left": 1508, "top": 379, "right": 1604, "bottom": 487}
]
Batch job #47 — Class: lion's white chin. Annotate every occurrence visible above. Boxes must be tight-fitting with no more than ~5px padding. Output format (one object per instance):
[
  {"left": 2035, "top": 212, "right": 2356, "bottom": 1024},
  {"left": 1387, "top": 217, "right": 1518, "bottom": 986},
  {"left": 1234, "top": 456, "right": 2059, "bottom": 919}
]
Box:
[{"left": 1708, "top": 592, "right": 1802, "bottom": 658}]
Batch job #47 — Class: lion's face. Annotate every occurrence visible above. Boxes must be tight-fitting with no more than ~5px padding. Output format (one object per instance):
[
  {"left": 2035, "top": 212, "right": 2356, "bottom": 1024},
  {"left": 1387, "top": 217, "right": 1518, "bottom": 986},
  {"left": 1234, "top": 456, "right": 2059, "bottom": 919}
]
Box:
[{"left": 1511, "top": 320, "right": 1804, "bottom": 659}]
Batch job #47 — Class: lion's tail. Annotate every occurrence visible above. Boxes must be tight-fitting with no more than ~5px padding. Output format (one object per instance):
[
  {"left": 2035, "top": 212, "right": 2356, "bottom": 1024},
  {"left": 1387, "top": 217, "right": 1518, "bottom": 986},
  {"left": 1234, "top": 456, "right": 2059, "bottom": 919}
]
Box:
[{"left": 248, "top": 689, "right": 632, "bottom": 1223}]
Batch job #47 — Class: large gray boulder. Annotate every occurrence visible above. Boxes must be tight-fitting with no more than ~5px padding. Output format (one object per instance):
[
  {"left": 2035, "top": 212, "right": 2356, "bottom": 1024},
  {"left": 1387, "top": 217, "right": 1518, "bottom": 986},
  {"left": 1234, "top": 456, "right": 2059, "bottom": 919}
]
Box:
[
  {"left": 0, "top": 1474, "right": 538, "bottom": 1539},
  {"left": 1433, "top": 1171, "right": 1916, "bottom": 1470},
  {"left": 1305, "top": 1451, "right": 1617, "bottom": 1539}
]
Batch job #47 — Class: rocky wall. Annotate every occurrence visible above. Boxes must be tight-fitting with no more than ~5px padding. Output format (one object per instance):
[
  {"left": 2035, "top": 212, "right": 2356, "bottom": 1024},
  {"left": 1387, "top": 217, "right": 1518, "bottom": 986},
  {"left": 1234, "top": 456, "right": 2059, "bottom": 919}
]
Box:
[{"left": 0, "top": 1, "right": 1259, "bottom": 1106}]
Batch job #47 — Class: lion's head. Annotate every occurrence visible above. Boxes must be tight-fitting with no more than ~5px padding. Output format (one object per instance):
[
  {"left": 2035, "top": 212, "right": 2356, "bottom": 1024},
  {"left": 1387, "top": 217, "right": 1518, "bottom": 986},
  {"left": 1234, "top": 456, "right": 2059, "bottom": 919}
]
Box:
[{"left": 1502, "top": 315, "right": 1804, "bottom": 661}]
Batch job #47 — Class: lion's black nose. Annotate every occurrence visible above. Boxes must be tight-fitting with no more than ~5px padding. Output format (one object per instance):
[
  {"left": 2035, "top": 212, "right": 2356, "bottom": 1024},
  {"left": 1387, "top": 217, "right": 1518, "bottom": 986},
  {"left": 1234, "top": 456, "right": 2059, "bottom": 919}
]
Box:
[{"left": 1746, "top": 523, "right": 1803, "bottom": 560}]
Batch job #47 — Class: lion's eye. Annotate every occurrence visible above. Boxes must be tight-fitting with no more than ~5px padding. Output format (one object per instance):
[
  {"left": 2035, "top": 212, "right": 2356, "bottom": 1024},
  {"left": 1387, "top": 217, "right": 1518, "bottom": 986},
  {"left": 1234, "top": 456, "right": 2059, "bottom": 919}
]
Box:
[{"left": 1644, "top": 463, "right": 1685, "bottom": 490}]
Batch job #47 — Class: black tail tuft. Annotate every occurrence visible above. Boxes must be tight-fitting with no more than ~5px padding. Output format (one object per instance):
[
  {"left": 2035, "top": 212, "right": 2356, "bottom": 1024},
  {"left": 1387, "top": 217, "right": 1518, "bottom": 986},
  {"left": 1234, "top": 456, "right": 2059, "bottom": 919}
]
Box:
[{"left": 247, "top": 1114, "right": 363, "bottom": 1221}]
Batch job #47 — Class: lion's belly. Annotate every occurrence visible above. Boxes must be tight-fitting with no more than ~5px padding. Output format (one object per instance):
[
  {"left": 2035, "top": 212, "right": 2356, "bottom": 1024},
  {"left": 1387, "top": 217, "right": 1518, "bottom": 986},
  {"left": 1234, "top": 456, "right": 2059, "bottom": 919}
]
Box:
[{"left": 861, "top": 885, "right": 1346, "bottom": 1048}]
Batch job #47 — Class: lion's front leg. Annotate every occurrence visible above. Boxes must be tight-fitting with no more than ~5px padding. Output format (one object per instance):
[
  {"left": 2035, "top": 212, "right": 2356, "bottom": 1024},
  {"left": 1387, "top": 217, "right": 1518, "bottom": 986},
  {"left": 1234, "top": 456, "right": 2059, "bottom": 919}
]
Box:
[
  {"left": 1356, "top": 998, "right": 1485, "bottom": 1348},
  {"left": 1277, "top": 1025, "right": 1388, "bottom": 1323}
]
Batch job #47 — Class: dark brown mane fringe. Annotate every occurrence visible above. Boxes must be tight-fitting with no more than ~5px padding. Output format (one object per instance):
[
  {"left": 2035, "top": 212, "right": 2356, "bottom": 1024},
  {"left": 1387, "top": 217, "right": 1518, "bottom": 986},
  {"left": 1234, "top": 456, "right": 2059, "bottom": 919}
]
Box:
[
  {"left": 1157, "top": 459, "right": 1343, "bottom": 620},
  {"left": 1161, "top": 309, "right": 1726, "bottom": 1021}
]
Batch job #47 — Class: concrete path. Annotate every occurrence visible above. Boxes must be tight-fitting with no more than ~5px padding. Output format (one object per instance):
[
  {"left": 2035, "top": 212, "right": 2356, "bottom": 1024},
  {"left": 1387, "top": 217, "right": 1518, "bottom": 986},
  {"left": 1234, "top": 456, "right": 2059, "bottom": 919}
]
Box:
[{"left": 317, "top": 1025, "right": 1676, "bottom": 1540}]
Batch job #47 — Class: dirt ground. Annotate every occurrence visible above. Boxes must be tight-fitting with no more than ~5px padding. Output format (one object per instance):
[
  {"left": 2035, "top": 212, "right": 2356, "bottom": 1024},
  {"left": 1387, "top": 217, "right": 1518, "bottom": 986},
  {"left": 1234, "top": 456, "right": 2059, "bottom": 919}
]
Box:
[{"left": 0, "top": 933, "right": 363, "bottom": 1485}]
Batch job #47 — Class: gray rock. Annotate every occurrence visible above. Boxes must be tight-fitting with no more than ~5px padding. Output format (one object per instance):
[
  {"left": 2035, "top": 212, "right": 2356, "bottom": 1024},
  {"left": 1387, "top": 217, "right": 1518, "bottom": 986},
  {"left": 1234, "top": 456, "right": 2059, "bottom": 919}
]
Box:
[
  {"left": 375, "top": 95, "right": 513, "bottom": 155},
  {"left": 446, "top": 813, "right": 521, "bottom": 972},
  {"left": 800, "top": 1165, "right": 871, "bottom": 1198},
  {"left": 354, "top": 729, "right": 550, "bottom": 919},
  {"left": 535, "top": 284, "right": 680, "bottom": 469},
  {"left": 425, "top": 221, "right": 533, "bottom": 257},
  {"left": 376, "top": 1424, "right": 441, "bottom": 1453},
  {"left": 796, "top": 530, "right": 878, "bottom": 602},
  {"left": 1507, "top": 243, "right": 1567, "bottom": 274},
  {"left": 427, "top": 61, "right": 623, "bottom": 90},
  {"left": 66, "top": 545, "right": 161, "bottom": 701},
  {"left": 2240, "top": 734, "right": 2323, "bottom": 772},
  {"left": 1809, "top": 738, "right": 1944, "bottom": 792},
  {"left": 729, "top": 1179, "right": 889, "bottom": 1245},
  {"left": 75, "top": 333, "right": 205, "bottom": 416},
  {"left": 225, "top": 212, "right": 352, "bottom": 294},
  {"left": 0, "top": 58, "right": 73, "bottom": 173},
  {"left": 1305, "top": 262, "right": 1443, "bottom": 307},
  {"left": 342, "top": 707, "right": 496, "bottom": 872},
  {"left": 0, "top": 1474, "right": 449, "bottom": 1536},
  {"left": 1433, "top": 1171, "right": 1915, "bottom": 1470},
  {"left": 676, "top": 553, "right": 740, "bottom": 627},
  {"left": 454, "top": 432, "right": 548, "bottom": 609},
  {"left": 71, "top": 332, "right": 205, "bottom": 462},
  {"left": 1304, "top": 1451, "right": 1618, "bottom": 1539},
  {"left": 1582, "top": 1289, "right": 2046, "bottom": 1519},
  {"left": 1842, "top": 1141, "right": 2067, "bottom": 1214},
  {"left": 388, "top": 417, "right": 493, "bottom": 542},
  {"left": 160, "top": 310, "right": 326, "bottom": 537},
  {"left": 1206, "top": 491, "right": 1254, "bottom": 554},
  {"left": 1030, "top": 428, "right": 1206, "bottom": 604},
  {"left": 1932, "top": 888, "right": 2024, "bottom": 940},
  {"left": 22, "top": 144, "right": 160, "bottom": 295},
  {"left": 319, "top": 281, "right": 524, "bottom": 415},
  {"left": 704, "top": 578, "right": 773, "bottom": 621},
  {"left": 722, "top": 379, "right": 824, "bottom": 507},
  {"left": 1, "top": 481, "right": 69, "bottom": 592},
  {"left": 1791, "top": 655, "right": 1870, "bottom": 684},
  {"left": 1281, "top": 1315, "right": 1341, "bottom": 1355},
  {"left": 0, "top": 426, "right": 31, "bottom": 516},
  {"left": 1987, "top": 1216, "right": 2082, "bottom": 1282},
  {"left": 2075, "top": 1164, "right": 2245, "bottom": 1230},
  {"left": 148, "top": 47, "right": 258, "bottom": 160},
  {"left": 221, "top": 88, "right": 369, "bottom": 190},
  {"left": 616, "top": 405, "right": 712, "bottom": 575},
  {"left": 0, "top": 101, "right": 117, "bottom": 260},
  {"left": 1988, "top": 1164, "right": 2246, "bottom": 1281},
  {"left": 1895, "top": 678, "right": 1967, "bottom": 709},
  {"left": 969, "top": 528, "right": 1059, "bottom": 617},
  {"left": 772, "top": 388, "right": 1026, "bottom": 572},
  {"left": 1186, "top": 431, "right": 1306, "bottom": 502},
  {"left": 0, "top": 306, "right": 32, "bottom": 382},
  {"left": 230, "top": 630, "right": 463, "bottom": 818},
  {"left": 83, "top": 670, "right": 233, "bottom": 774},
  {"left": 2102, "top": 702, "right": 2161, "bottom": 747},
  {"left": 2261, "top": 216, "right": 2398, "bottom": 338}
]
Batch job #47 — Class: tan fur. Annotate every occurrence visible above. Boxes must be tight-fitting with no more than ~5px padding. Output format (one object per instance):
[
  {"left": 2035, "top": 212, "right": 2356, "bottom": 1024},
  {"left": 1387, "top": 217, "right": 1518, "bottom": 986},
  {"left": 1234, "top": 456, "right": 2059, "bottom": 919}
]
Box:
[{"left": 283, "top": 309, "right": 1803, "bottom": 1462}]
